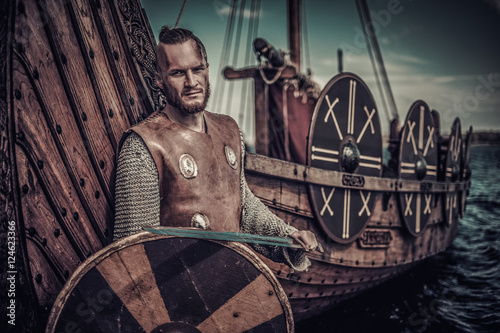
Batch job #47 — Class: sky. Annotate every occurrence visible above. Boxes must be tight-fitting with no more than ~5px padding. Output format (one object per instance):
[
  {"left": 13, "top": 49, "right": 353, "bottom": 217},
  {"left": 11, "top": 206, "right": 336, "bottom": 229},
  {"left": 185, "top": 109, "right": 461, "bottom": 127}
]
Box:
[{"left": 140, "top": 0, "right": 500, "bottom": 143}]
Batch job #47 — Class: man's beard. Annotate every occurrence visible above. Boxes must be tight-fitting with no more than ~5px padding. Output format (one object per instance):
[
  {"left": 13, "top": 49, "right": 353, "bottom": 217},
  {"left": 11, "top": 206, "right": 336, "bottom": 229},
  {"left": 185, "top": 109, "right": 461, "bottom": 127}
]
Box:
[{"left": 164, "top": 82, "right": 211, "bottom": 114}]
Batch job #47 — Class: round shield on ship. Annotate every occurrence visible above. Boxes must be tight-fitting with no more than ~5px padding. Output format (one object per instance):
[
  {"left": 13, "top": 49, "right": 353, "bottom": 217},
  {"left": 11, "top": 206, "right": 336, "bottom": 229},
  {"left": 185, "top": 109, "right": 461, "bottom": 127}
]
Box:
[
  {"left": 460, "top": 125, "right": 473, "bottom": 217},
  {"left": 444, "top": 118, "right": 462, "bottom": 225},
  {"left": 398, "top": 101, "right": 438, "bottom": 236},
  {"left": 45, "top": 231, "right": 293, "bottom": 333},
  {"left": 307, "top": 72, "right": 383, "bottom": 244}
]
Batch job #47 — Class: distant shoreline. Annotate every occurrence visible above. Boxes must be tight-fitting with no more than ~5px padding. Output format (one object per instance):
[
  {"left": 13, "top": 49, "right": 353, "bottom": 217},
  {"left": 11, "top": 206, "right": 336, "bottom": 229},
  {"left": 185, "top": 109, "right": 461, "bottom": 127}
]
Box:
[{"left": 382, "top": 131, "right": 500, "bottom": 147}]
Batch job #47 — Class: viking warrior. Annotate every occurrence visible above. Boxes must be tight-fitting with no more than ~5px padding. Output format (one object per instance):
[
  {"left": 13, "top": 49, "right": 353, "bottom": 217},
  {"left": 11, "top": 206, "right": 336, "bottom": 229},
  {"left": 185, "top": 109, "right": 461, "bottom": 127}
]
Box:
[{"left": 113, "top": 26, "right": 320, "bottom": 271}]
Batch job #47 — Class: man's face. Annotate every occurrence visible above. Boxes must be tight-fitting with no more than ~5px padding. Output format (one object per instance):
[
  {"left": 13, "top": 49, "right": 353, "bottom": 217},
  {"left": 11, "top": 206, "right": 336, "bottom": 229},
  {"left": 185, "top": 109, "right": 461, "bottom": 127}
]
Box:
[{"left": 156, "top": 40, "right": 210, "bottom": 114}]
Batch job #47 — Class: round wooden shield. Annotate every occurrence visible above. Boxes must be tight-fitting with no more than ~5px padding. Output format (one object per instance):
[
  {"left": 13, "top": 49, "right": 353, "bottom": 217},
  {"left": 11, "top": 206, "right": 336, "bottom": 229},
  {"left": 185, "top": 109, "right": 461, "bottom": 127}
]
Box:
[
  {"left": 307, "top": 72, "right": 383, "bottom": 244},
  {"left": 45, "top": 231, "right": 294, "bottom": 333},
  {"left": 398, "top": 101, "right": 438, "bottom": 236},
  {"left": 460, "top": 126, "right": 473, "bottom": 217},
  {"left": 444, "top": 118, "right": 462, "bottom": 225}
]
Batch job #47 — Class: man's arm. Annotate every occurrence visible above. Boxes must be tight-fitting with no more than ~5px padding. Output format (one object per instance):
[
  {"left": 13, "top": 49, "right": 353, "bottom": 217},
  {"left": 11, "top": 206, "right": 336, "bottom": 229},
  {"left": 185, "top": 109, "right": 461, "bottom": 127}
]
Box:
[
  {"left": 113, "top": 132, "right": 160, "bottom": 240},
  {"left": 238, "top": 132, "right": 314, "bottom": 271}
]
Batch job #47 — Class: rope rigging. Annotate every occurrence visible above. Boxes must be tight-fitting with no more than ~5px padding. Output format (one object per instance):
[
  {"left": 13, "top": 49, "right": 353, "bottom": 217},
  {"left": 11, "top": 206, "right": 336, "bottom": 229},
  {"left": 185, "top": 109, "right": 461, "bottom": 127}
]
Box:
[
  {"left": 213, "top": 0, "right": 238, "bottom": 115},
  {"left": 174, "top": 0, "right": 189, "bottom": 28}
]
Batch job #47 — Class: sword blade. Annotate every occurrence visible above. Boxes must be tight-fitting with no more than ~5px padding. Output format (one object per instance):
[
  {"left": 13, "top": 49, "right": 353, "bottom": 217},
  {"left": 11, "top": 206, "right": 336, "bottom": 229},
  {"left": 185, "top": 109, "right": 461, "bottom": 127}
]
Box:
[{"left": 144, "top": 226, "right": 302, "bottom": 249}]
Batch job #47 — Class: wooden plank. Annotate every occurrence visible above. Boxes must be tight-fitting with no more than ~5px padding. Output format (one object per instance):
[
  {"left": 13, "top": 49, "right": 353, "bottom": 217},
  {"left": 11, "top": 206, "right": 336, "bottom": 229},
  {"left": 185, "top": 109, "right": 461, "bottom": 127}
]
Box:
[
  {"left": 96, "top": 244, "right": 170, "bottom": 332},
  {"left": 245, "top": 153, "right": 471, "bottom": 193},
  {"left": 197, "top": 274, "right": 284, "bottom": 332}
]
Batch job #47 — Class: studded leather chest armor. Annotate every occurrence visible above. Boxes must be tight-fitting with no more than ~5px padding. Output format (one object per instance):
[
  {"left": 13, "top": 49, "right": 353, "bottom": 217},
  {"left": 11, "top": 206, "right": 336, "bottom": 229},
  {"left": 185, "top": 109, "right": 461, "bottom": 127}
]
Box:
[{"left": 124, "top": 111, "right": 242, "bottom": 232}]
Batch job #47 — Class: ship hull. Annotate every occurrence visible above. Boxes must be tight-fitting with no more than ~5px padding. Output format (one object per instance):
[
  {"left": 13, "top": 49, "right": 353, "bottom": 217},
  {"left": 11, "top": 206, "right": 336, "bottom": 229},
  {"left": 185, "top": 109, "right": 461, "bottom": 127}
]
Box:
[{"left": 245, "top": 154, "right": 460, "bottom": 321}]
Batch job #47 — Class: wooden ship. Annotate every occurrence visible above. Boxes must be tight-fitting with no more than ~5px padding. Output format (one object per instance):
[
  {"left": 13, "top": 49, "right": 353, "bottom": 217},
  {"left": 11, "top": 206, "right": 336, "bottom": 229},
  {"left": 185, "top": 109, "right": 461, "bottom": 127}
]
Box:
[{"left": 0, "top": 0, "right": 472, "bottom": 331}]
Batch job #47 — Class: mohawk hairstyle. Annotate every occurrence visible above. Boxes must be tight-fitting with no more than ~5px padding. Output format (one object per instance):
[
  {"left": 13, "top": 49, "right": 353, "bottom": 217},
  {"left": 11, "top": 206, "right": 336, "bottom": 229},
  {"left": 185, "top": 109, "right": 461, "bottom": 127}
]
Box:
[{"left": 158, "top": 26, "right": 208, "bottom": 64}]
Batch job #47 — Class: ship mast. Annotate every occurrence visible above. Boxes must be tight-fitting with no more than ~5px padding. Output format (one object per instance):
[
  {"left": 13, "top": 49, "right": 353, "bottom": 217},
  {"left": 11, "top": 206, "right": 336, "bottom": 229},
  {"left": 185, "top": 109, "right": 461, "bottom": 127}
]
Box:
[{"left": 287, "top": 0, "right": 301, "bottom": 71}]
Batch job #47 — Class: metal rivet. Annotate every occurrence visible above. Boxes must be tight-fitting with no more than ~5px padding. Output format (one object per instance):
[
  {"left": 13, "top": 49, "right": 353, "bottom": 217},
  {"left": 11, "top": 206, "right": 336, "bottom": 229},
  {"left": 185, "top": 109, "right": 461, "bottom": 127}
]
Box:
[
  {"left": 60, "top": 53, "right": 67, "bottom": 64},
  {"left": 35, "top": 274, "right": 42, "bottom": 284},
  {"left": 14, "top": 89, "right": 22, "bottom": 100},
  {"left": 339, "top": 258, "right": 343, "bottom": 263},
  {"left": 73, "top": 212, "right": 79, "bottom": 220},
  {"left": 61, "top": 208, "right": 67, "bottom": 217},
  {"left": 81, "top": 113, "right": 87, "bottom": 121},
  {"left": 41, "top": 238, "right": 47, "bottom": 246},
  {"left": 113, "top": 51, "right": 119, "bottom": 60},
  {"left": 303, "top": 170, "right": 307, "bottom": 177},
  {"left": 22, "top": 184, "right": 29, "bottom": 194},
  {"left": 18, "top": 2, "right": 26, "bottom": 14},
  {"left": 54, "top": 229, "right": 60, "bottom": 237},
  {"left": 37, "top": 160, "right": 44, "bottom": 169},
  {"left": 17, "top": 42, "right": 25, "bottom": 53},
  {"left": 28, "top": 227, "right": 36, "bottom": 236},
  {"left": 272, "top": 198, "right": 277, "bottom": 205},
  {"left": 294, "top": 206, "right": 299, "bottom": 212},
  {"left": 129, "top": 97, "right": 135, "bottom": 105},
  {"left": 108, "top": 109, "right": 113, "bottom": 117},
  {"left": 95, "top": 191, "right": 100, "bottom": 199},
  {"left": 80, "top": 178, "right": 85, "bottom": 187},
  {"left": 17, "top": 131, "right": 25, "bottom": 140},
  {"left": 268, "top": 291, "right": 274, "bottom": 296},
  {"left": 99, "top": 160, "right": 105, "bottom": 169},
  {"left": 89, "top": 50, "right": 94, "bottom": 59},
  {"left": 33, "top": 69, "right": 39, "bottom": 80},
  {"left": 56, "top": 125, "right": 62, "bottom": 134},
  {"left": 293, "top": 168, "right": 298, "bottom": 176},
  {"left": 355, "top": 261, "right": 359, "bottom": 265},
  {"left": 233, "top": 313, "right": 239, "bottom": 318}
]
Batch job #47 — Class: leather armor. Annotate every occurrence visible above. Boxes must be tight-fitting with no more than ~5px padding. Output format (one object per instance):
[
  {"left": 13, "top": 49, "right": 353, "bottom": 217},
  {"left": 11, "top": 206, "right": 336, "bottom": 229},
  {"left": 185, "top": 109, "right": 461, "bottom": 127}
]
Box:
[{"left": 122, "top": 111, "right": 242, "bottom": 232}]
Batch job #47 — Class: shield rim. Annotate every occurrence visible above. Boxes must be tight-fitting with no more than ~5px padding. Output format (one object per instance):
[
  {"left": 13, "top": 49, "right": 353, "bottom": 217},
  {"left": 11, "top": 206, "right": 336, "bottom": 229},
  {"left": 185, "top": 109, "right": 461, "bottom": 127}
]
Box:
[
  {"left": 306, "top": 72, "right": 382, "bottom": 244},
  {"left": 45, "top": 231, "right": 294, "bottom": 333},
  {"left": 397, "top": 100, "right": 438, "bottom": 237}
]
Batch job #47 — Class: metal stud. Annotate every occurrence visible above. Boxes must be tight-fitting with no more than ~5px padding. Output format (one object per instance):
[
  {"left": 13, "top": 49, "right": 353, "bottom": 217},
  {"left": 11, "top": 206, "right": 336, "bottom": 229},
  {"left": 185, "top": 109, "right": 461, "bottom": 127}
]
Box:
[
  {"left": 54, "top": 229, "right": 60, "bottom": 237},
  {"left": 61, "top": 208, "right": 67, "bottom": 217},
  {"left": 35, "top": 274, "right": 42, "bottom": 284},
  {"left": 33, "top": 69, "right": 39, "bottom": 80},
  {"left": 73, "top": 212, "right": 79, "bottom": 220},
  {"left": 99, "top": 160, "right": 105, "bottom": 169},
  {"left": 17, "top": 131, "right": 24, "bottom": 140},
  {"left": 89, "top": 50, "right": 94, "bottom": 59},
  {"left": 95, "top": 191, "right": 100, "bottom": 199},
  {"left": 60, "top": 53, "right": 67, "bottom": 64},
  {"left": 268, "top": 291, "right": 274, "bottom": 296},
  {"left": 28, "top": 227, "right": 36, "bottom": 236},
  {"left": 14, "top": 89, "right": 22, "bottom": 100},
  {"left": 108, "top": 109, "right": 113, "bottom": 117},
  {"left": 113, "top": 51, "right": 119, "bottom": 60},
  {"left": 56, "top": 125, "right": 62, "bottom": 134},
  {"left": 129, "top": 97, "right": 135, "bottom": 105},
  {"left": 41, "top": 238, "right": 47, "bottom": 246},
  {"left": 21, "top": 184, "right": 29, "bottom": 194},
  {"left": 81, "top": 113, "right": 87, "bottom": 121},
  {"left": 17, "top": 2, "right": 26, "bottom": 14},
  {"left": 79, "top": 178, "right": 85, "bottom": 187},
  {"left": 37, "top": 160, "right": 44, "bottom": 169}
]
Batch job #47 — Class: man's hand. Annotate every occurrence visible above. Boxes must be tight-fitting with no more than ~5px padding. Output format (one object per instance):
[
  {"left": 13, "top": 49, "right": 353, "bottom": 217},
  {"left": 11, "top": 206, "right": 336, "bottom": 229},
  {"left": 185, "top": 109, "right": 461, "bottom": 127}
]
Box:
[{"left": 289, "top": 230, "right": 324, "bottom": 252}]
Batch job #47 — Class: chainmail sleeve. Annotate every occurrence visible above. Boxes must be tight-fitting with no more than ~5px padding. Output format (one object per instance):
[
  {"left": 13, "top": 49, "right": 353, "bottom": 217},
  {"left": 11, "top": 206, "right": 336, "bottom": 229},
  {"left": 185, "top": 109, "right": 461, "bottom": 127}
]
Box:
[
  {"left": 113, "top": 132, "right": 160, "bottom": 241},
  {"left": 239, "top": 132, "right": 311, "bottom": 272}
]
